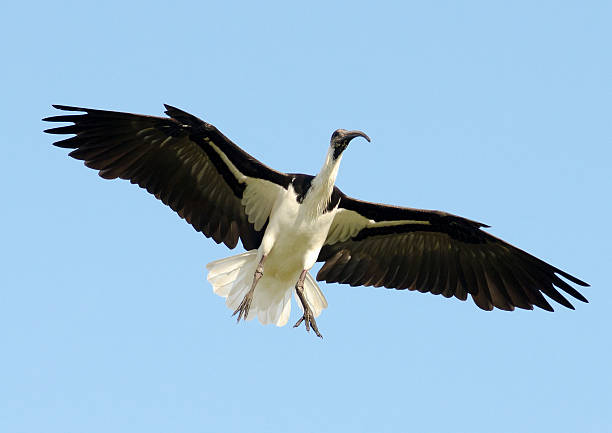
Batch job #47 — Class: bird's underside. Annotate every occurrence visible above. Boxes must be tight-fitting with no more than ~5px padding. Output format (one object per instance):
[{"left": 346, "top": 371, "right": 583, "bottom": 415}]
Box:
[{"left": 44, "top": 104, "right": 590, "bottom": 338}]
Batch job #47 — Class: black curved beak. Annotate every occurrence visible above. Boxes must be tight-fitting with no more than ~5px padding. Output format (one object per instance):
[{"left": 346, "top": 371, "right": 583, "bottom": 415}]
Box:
[{"left": 345, "top": 130, "right": 371, "bottom": 143}]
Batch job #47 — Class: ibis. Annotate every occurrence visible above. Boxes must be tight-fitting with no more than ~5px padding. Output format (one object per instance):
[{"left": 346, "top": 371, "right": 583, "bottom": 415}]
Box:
[{"left": 44, "top": 104, "right": 589, "bottom": 338}]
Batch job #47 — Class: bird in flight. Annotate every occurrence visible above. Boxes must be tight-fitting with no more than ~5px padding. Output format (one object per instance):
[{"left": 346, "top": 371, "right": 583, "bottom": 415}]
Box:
[{"left": 45, "top": 104, "right": 589, "bottom": 338}]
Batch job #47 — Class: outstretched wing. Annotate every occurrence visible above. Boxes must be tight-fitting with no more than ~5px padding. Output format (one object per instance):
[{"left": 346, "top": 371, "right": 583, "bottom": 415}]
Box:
[
  {"left": 45, "top": 105, "right": 291, "bottom": 250},
  {"left": 318, "top": 193, "right": 589, "bottom": 311}
]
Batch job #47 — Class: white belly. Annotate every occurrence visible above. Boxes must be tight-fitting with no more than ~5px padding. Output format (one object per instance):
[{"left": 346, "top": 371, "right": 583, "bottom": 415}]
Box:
[
  {"left": 259, "top": 184, "right": 337, "bottom": 284},
  {"left": 207, "top": 184, "right": 334, "bottom": 326},
  {"left": 207, "top": 160, "right": 344, "bottom": 326}
]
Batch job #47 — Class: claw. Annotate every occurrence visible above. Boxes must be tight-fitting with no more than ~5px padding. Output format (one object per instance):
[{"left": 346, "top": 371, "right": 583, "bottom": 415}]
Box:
[
  {"left": 232, "top": 255, "right": 265, "bottom": 324},
  {"left": 293, "top": 309, "right": 323, "bottom": 338},
  {"left": 232, "top": 290, "right": 253, "bottom": 323},
  {"left": 293, "top": 269, "right": 323, "bottom": 338}
]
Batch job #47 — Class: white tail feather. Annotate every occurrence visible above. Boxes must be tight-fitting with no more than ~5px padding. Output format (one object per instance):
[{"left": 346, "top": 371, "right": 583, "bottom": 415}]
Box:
[{"left": 206, "top": 251, "right": 327, "bottom": 327}]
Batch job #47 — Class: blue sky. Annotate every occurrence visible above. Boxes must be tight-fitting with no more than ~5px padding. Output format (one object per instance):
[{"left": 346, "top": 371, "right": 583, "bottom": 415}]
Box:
[{"left": 2, "top": 1, "right": 611, "bottom": 432}]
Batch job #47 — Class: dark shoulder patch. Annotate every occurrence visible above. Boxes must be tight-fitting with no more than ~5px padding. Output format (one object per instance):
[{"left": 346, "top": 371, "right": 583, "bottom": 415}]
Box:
[
  {"left": 326, "top": 186, "right": 342, "bottom": 212},
  {"left": 290, "top": 174, "right": 314, "bottom": 203},
  {"left": 290, "top": 175, "right": 341, "bottom": 211}
]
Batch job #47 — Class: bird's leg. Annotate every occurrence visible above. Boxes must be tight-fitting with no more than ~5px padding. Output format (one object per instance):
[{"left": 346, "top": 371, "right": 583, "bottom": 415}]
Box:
[
  {"left": 293, "top": 270, "right": 323, "bottom": 338},
  {"left": 232, "top": 254, "right": 266, "bottom": 323}
]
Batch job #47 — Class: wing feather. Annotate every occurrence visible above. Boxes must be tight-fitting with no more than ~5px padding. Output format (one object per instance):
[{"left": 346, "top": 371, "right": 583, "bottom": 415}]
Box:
[
  {"left": 318, "top": 192, "right": 589, "bottom": 311},
  {"left": 45, "top": 104, "right": 291, "bottom": 250}
]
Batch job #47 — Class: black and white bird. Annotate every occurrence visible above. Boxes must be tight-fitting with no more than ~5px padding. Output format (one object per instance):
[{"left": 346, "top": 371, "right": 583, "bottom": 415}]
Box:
[{"left": 44, "top": 104, "right": 589, "bottom": 338}]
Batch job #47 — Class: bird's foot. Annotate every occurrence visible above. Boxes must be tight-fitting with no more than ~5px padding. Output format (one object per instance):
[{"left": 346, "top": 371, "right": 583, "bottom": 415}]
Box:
[
  {"left": 232, "top": 290, "right": 254, "bottom": 323},
  {"left": 293, "top": 307, "right": 323, "bottom": 338}
]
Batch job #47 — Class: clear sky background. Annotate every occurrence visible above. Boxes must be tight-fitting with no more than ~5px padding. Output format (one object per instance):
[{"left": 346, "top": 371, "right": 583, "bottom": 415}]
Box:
[{"left": 2, "top": 1, "right": 610, "bottom": 432}]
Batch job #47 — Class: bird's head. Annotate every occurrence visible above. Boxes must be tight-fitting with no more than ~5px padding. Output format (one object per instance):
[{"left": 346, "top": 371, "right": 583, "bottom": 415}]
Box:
[{"left": 330, "top": 129, "right": 370, "bottom": 159}]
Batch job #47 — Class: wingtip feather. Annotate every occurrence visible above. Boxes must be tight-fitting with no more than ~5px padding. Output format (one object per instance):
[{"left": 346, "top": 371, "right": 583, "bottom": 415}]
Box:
[
  {"left": 163, "top": 104, "right": 180, "bottom": 116},
  {"left": 51, "top": 104, "right": 88, "bottom": 112}
]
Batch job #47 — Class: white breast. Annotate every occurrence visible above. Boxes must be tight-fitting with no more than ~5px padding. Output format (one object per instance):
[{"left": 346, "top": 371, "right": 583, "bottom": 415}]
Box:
[{"left": 260, "top": 184, "right": 337, "bottom": 275}]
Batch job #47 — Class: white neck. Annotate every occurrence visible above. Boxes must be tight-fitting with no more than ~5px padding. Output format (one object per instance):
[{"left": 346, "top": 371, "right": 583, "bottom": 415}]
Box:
[
  {"left": 314, "top": 146, "right": 342, "bottom": 188},
  {"left": 304, "top": 146, "right": 342, "bottom": 217}
]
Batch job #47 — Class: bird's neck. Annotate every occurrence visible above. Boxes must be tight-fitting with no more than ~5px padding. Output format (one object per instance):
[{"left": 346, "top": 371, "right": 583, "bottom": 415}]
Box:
[
  {"left": 314, "top": 146, "right": 342, "bottom": 190},
  {"left": 306, "top": 146, "right": 342, "bottom": 216}
]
